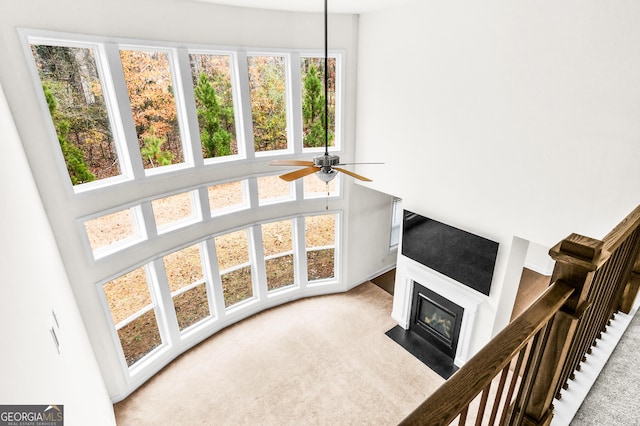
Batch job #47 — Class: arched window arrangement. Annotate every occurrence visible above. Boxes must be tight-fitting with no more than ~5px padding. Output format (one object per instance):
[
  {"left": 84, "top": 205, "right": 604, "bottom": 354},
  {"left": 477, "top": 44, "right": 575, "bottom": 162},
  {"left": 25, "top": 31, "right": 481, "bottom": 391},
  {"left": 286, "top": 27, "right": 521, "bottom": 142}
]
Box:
[{"left": 25, "top": 30, "right": 345, "bottom": 379}]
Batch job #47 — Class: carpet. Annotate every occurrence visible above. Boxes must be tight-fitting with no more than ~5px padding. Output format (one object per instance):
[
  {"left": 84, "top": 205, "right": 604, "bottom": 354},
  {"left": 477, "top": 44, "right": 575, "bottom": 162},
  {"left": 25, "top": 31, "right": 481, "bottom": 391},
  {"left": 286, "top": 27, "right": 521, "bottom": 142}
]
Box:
[{"left": 114, "top": 282, "right": 444, "bottom": 425}]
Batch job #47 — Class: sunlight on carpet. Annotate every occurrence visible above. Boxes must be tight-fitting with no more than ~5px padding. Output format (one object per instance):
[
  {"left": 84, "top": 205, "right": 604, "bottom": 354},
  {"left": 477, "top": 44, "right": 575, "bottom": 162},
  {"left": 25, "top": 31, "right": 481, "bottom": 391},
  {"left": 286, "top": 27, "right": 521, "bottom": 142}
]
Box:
[{"left": 114, "top": 282, "right": 444, "bottom": 425}]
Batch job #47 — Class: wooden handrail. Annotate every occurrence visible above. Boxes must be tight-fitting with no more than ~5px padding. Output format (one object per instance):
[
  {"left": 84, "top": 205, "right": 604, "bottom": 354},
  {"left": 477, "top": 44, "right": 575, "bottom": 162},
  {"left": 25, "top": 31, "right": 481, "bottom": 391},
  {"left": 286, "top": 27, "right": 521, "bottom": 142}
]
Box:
[
  {"left": 602, "top": 204, "right": 640, "bottom": 253},
  {"left": 399, "top": 281, "right": 574, "bottom": 426}
]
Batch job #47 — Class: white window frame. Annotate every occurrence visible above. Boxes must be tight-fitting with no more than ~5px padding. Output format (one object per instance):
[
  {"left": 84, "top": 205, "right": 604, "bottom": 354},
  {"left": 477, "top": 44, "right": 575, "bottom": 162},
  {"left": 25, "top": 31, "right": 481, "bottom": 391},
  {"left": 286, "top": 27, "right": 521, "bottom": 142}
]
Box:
[
  {"left": 23, "top": 34, "right": 135, "bottom": 194},
  {"left": 389, "top": 197, "right": 403, "bottom": 253},
  {"left": 20, "top": 28, "right": 348, "bottom": 387}
]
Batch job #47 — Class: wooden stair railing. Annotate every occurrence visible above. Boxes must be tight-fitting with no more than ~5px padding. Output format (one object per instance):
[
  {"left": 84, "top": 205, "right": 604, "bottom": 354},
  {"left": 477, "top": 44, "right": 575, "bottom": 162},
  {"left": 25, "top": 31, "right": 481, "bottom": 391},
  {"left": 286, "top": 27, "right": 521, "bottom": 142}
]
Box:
[
  {"left": 547, "top": 205, "right": 640, "bottom": 410},
  {"left": 400, "top": 204, "right": 640, "bottom": 426},
  {"left": 399, "top": 281, "right": 574, "bottom": 426}
]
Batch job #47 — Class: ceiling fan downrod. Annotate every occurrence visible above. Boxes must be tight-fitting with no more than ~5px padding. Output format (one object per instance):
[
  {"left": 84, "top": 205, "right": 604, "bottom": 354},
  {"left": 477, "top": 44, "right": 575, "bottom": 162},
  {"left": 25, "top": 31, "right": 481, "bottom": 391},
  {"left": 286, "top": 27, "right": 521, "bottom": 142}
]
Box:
[
  {"left": 324, "top": 0, "right": 329, "bottom": 157},
  {"left": 269, "top": 0, "right": 377, "bottom": 184}
]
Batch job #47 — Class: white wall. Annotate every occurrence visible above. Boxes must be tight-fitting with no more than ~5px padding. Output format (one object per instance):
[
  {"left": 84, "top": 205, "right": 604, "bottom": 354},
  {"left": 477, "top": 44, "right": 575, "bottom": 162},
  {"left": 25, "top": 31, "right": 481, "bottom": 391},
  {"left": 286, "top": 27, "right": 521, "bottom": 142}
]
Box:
[
  {"left": 0, "top": 84, "right": 115, "bottom": 425},
  {"left": 356, "top": 0, "right": 640, "bottom": 349},
  {"left": 344, "top": 184, "right": 398, "bottom": 287},
  {"left": 525, "top": 241, "right": 556, "bottom": 276},
  {"left": 357, "top": 1, "right": 640, "bottom": 245}
]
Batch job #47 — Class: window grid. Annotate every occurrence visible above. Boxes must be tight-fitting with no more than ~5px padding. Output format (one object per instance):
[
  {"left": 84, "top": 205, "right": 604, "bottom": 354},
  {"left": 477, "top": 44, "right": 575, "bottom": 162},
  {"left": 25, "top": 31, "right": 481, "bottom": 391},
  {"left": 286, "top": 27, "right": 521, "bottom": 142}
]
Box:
[
  {"left": 26, "top": 33, "right": 343, "bottom": 194},
  {"left": 25, "top": 31, "right": 345, "bottom": 373},
  {"left": 102, "top": 265, "right": 164, "bottom": 368}
]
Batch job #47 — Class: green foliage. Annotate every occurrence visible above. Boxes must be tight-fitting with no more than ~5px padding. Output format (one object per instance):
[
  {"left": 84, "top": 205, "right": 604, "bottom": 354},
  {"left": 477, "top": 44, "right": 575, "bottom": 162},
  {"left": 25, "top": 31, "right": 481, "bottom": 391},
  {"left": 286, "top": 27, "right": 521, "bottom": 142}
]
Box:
[
  {"left": 43, "top": 84, "right": 95, "bottom": 185},
  {"left": 194, "top": 72, "right": 233, "bottom": 158},
  {"left": 141, "top": 127, "right": 174, "bottom": 167},
  {"left": 33, "top": 44, "right": 116, "bottom": 181},
  {"left": 249, "top": 57, "right": 287, "bottom": 151},
  {"left": 302, "top": 63, "right": 333, "bottom": 148},
  {"left": 43, "top": 83, "right": 58, "bottom": 113}
]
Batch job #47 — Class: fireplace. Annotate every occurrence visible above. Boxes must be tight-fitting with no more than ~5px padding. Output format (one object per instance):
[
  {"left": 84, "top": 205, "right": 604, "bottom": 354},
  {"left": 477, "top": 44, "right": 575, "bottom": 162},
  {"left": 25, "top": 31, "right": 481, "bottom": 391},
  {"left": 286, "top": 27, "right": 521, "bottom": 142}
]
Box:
[
  {"left": 410, "top": 283, "right": 463, "bottom": 360},
  {"left": 390, "top": 210, "right": 497, "bottom": 373},
  {"left": 389, "top": 261, "right": 486, "bottom": 377}
]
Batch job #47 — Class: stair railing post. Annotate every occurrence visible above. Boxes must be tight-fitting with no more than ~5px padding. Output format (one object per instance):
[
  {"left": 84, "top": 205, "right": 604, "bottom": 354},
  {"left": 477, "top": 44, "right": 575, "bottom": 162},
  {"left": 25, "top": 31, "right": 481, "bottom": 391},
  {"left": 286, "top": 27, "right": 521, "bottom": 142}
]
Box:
[{"left": 520, "top": 233, "right": 606, "bottom": 426}]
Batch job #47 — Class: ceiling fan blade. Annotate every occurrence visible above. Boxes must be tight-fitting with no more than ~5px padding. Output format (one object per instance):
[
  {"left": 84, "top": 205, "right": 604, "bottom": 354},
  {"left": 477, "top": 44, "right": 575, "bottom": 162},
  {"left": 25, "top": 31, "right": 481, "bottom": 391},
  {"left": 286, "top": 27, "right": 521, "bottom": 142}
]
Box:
[
  {"left": 334, "top": 167, "right": 373, "bottom": 182},
  {"left": 279, "top": 166, "right": 319, "bottom": 182},
  {"left": 270, "top": 159, "right": 315, "bottom": 167}
]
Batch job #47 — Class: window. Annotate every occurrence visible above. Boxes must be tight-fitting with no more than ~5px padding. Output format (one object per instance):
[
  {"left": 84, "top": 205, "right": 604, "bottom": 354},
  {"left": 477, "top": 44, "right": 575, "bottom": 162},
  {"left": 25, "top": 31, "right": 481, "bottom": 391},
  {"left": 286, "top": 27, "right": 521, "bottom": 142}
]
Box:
[
  {"left": 103, "top": 266, "right": 162, "bottom": 367},
  {"left": 24, "top": 30, "right": 348, "bottom": 385},
  {"left": 208, "top": 180, "right": 249, "bottom": 216},
  {"left": 151, "top": 190, "right": 200, "bottom": 234},
  {"left": 248, "top": 55, "right": 288, "bottom": 153},
  {"left": 305, "top": 214, "right": 337, "bottom": 282},
  {"left": 257, "top": 174, "right": 294, "bottom": 205},
  {"left": 30, "top": 42, "right": 124, "bottom": 186},
  {"left": 262, "top": 220, "right": 295, "bottom": 291},
  {"left": 389, "top": 197, "right": 402, "bottom": 252},
  {"left": 189, "top": 52, "right": 238, "bottom": 161},
  {"left": 301, "top": 56, "right": 337, "bottom": 150},
  {"left": 163, "top": 244, "right": 211, "bottom": 331},
  {"left": 214, "top": 229, "right": 253, "bottom": 308},
  {"left": 26, "top": 33, "right": 344, "bottom": 194},
  {"left": 84, "top": 206, "right": 145, "bottom": 259},
  {"left": 120, "top": 48, "right": 187, "bottom": 172}
]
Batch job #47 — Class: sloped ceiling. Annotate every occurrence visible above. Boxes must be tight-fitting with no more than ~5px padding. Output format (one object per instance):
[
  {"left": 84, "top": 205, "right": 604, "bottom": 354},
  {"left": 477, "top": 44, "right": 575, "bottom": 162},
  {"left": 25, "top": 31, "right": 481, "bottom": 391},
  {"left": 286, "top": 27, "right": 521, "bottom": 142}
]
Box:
[{"left": 190, "top": 0, "right": 419, "bottom": 14}]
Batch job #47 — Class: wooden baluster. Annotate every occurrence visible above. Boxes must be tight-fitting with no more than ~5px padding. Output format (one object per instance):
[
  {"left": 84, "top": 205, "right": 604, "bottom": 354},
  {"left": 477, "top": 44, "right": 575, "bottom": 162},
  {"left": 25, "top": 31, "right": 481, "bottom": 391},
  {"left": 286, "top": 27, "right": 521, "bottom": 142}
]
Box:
[
  {"left": 618, "top": 237, "right": 640, "bottom": 314},
  {"left": 475, "top": 385, "right": 491, "bottom": 426},
  {"left": 521, "top": 233, "right": 606, "bottom": 426},
  {"left": 501, "top": 350, "right": 527, "bottom": 425},
  {"left": 488, "top": 366, "right": 509, "bottom": 425},
  {"left": 603, "top": 206, "right": 640, "bottom": 313}
]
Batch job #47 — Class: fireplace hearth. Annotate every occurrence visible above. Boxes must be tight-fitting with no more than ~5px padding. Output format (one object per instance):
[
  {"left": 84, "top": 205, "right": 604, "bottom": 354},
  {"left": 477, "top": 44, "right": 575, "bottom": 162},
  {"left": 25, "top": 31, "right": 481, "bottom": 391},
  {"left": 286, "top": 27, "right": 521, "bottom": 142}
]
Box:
[{"left": 386, "top": 325, "right": 459, "bottom": 379}]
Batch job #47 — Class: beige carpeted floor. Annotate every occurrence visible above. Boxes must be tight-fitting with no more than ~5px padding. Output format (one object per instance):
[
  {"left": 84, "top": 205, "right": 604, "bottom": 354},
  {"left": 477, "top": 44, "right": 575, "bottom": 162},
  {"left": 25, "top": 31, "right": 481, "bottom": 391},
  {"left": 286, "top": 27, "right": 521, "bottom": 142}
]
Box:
[{"left": 114, "top": 282, "right": 444, "bottom": 425}]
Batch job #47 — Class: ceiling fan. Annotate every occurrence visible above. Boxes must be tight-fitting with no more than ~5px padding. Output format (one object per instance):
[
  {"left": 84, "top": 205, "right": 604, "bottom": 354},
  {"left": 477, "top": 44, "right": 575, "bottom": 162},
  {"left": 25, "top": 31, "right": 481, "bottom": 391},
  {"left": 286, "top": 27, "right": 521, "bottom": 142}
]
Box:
[{"left": 271, "top": 0, "right": 379, "bottom": 183}]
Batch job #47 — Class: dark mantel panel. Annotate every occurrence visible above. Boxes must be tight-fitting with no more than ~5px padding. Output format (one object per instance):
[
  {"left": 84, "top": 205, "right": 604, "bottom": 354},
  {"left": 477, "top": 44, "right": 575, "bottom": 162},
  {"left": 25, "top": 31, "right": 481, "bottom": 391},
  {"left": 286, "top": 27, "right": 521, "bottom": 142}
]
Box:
[{"left": 401, "top": 210, "right": 499, "bottom": 296}]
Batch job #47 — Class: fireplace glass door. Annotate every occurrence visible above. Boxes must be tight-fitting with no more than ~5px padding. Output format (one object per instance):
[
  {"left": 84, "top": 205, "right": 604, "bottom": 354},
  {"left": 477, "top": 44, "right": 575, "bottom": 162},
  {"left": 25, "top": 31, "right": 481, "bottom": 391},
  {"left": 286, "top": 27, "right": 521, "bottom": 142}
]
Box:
[{"left": 417, "top": 297, "right": 455, "bottom": 345}]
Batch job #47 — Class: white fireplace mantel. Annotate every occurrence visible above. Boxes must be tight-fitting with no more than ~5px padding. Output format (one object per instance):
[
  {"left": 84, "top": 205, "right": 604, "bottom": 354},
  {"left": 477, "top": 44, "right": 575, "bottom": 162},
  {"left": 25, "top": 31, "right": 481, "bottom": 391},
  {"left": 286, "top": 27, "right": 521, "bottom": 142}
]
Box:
[{"left": 392, "top": 257, "right": 487, "bottom": 366}]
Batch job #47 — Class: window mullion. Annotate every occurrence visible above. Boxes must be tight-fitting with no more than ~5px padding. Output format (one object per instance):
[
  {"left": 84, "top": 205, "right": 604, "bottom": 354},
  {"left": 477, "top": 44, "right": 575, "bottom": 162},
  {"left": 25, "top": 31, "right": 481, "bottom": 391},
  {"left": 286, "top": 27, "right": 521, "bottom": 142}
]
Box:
[
  {"left": 294, "top": 216, "right": 308, "bottom": 289},
  {"left": 146, "top": 259, "right": 180, "bottom": 346},
  {"left": 197, "top": 186, "right": 212, "bottom": 221},
  {"left": 247, "top": 176, "right": 259, "bottom": 210},
  {"left": 174, "top": 48, "right": 203, "bottom": 168},
  {"left": 198, "top": 241, "right": 219, "bottom": 321},
  {"left": 334, "top": 211, "right": 342, "bottom": 283},
  {"left": 288, "top": 52, "right": 303, "bottom": 156},
  {"left": 138, "top": 201, "right": 158, "bottom": 241},
  {"left": 235, "top": 51, "right": 255, "bottom": 160},
  {"left": 250, "top": 224, "right": 267, "bottom": 301},
  {"left": 204, "top": 238, "right": 226, "bottom": 318},
  {"left": 102, "top": 42, "right": 145, "bottom": 179}
]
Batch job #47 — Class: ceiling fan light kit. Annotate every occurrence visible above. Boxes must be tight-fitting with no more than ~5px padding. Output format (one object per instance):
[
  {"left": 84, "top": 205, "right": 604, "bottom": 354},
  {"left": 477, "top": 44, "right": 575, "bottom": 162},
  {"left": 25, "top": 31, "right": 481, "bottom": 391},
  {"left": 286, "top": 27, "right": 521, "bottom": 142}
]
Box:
[{"left": 270, "top": 0, "right": 377, "bottom": 183}]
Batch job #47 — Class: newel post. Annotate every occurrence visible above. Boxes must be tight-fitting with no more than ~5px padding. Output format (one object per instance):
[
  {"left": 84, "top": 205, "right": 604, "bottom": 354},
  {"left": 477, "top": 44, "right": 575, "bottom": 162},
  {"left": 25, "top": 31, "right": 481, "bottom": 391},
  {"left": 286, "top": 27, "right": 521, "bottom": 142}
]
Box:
[{"left": 520, "top": 233, "right": 606, "bottom": 426}]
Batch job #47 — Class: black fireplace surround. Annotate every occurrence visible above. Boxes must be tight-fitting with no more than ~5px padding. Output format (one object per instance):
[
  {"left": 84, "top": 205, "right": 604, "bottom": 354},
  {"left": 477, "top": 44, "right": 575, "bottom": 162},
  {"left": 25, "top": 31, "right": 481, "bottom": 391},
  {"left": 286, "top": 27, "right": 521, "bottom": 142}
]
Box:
[{"left": 409, "top": 282, "right": 464, "bottom": 359}]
